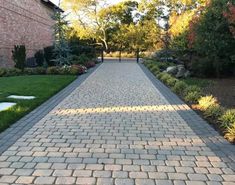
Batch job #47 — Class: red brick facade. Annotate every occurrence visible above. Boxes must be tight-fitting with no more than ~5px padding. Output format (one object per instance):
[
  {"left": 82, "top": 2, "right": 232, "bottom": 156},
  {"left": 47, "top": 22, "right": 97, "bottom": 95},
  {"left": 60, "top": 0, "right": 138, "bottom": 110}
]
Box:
[{"left": 0, "top": 0, "right": 55, "bottom": 67}]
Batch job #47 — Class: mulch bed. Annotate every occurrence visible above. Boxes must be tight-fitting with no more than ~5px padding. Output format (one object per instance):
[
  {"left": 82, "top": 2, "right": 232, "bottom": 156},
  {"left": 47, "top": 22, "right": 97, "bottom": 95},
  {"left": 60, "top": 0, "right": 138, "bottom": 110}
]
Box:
[{"left": 204, "top": 78, "right": 235, "bottom": 109}]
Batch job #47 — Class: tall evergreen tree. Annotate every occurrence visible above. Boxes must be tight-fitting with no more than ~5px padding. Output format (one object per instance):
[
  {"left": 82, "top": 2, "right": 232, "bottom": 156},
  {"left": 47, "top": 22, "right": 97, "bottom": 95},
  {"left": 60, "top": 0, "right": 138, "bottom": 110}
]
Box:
[{"left": 53, "top": 6, "right": 71, "bottom": 66}]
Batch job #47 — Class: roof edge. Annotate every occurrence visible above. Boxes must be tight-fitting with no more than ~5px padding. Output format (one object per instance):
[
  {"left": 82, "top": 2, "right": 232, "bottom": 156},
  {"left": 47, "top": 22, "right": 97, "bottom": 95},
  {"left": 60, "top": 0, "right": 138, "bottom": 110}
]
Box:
[{"left": 41, "top": 0, "right": 64, "bottom": 12}]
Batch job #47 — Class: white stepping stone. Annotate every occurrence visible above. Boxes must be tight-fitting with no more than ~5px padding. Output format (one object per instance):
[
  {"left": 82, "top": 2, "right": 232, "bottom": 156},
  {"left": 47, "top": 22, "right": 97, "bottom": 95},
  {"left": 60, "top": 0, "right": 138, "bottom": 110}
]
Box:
[
  {"left": 7, "top": 95, "right": 36, "bottom": 100},
  {"left": 0, "top": 102, "right": 16, "bottom": 112}
]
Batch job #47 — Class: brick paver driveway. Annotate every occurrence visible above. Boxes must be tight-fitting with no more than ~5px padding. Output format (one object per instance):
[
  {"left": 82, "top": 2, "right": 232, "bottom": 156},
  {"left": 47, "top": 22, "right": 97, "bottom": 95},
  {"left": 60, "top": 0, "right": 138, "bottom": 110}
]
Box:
[{"left": 0, "top": 62, "right": 234, "bottom": 185}]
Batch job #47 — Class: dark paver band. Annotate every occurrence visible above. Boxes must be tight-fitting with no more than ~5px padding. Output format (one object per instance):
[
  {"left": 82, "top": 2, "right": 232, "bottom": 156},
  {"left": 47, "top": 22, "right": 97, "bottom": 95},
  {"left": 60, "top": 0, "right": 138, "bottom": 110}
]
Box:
[
  {"left": 139, "top": 63, "right": 235, "bottom": 171},
  {"left": 0, "top": 64, "right": 101, "bottom": 154}
]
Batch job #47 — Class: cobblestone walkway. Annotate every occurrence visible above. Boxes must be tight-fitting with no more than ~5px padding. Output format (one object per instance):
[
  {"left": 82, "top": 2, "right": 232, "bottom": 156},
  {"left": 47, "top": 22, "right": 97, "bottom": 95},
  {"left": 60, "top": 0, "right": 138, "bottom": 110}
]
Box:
[{"left": 0, "top": 62, "right": 234, "bottom": 185}]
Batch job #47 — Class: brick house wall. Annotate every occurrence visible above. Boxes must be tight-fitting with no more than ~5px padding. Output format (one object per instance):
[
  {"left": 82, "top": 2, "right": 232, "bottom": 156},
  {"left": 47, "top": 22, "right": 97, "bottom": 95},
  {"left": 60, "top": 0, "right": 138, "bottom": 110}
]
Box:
[{"left": 0, "top": 0, "right": 56, "bottom": 67}]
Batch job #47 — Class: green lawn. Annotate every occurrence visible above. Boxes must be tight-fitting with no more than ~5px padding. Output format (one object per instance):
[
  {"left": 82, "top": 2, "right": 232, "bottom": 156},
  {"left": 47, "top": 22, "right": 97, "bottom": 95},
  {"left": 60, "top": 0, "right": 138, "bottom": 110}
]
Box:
[{"left": 0, "top": 75, "right": 76, "bottom": 132}]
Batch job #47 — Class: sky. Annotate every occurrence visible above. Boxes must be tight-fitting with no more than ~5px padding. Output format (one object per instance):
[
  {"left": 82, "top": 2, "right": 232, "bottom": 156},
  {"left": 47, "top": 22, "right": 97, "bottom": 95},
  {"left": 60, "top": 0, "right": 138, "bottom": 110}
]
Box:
[{"left": 50, "top": 0, "right": 122, "bottom": 6}]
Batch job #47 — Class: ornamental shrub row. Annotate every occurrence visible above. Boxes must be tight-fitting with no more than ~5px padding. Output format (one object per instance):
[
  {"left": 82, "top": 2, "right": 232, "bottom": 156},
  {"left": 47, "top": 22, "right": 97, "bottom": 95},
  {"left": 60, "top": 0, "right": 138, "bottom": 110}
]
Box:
[
  {"left": 0, "top": 65, "right": 88, "bottom": 77},
  {"left": 144, "top": 60, "right": 235, "bottom": 143}
]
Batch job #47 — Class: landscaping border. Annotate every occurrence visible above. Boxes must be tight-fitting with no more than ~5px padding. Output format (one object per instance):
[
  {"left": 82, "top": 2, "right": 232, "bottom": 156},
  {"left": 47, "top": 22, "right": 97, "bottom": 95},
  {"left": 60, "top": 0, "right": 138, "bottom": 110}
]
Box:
[
  {"left": 139, "top": 63, "right": 235, "bottom": 171},
  {"left": 0, "top": 63, "right": 101, "bottom": 154}
]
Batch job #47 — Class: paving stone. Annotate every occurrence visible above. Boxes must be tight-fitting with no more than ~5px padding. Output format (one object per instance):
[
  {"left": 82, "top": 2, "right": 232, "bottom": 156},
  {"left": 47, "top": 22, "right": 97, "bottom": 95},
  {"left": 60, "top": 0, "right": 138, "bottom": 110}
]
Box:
[
  {"left": 174, "top": 180, "right": 186, "bottom": 185},
  {"left": 207, "top": 174, "right": 223, "bottom": 181},
  {"left": 53, "top": 170, "right": 72, "bottom": 176},
  {"left": 93, "top": 170, "right": 112, "bottom": 178},
  {"left": 15, "top": 176, "right": 35, "bottom": 184},
  {"left": 32, "top": 169, "right": 53, "bottom": 176},
  {"left": 188, "top": 174, "right": 208, "bottom": 181},
  {"left": 186, "top": 181, "right": 206, "bottom": 185},
  {"left": 148, "top": 172, "right": 168, "bottom": 179},
  {"left": 129, "top": 172, "right": 148, "bottom": 179},
  {"left": 168, "top": 173, "right": 188, "bottom": 180},
  {"left": 35, "top": 163, "right": 52, "bottom": 169},
  {"left": 135, "top": 179, "right": 155, "bottom": 185},
  {"left": 55, "top": 177, "right": 76, "bottom": 184},
  {"left": 0, "top": 176, "right": 18, "bottom": 183},
  {"left": 73, "top": 170, "right": 92, "bottom": 177},
  {"left": 0, "top": 168, "right": 15, "bottom": 175},
  {"left": 76, "top": 177, "right": 96, "bottom": 184},
  {"left": 115, "top": 178, "right": 135, "bottom": 185},
  {"left": 13, "top": 169, "right": 34, "bottom": 176},
  {"left": 156, "top": 180, "right": 174, "bottom": 185},
  {"left": 105, "top": 164, "right": 122, "bottom": 171},
  {"left": 34, "top": 177, "right": 56, "bottom": 184},
  {"left": 222, "top": 175, "right": 235, "bottom": 181},
  {"left": 112, "top": 171, "right": 128, "bottom": 178},
  {"left": 97, "top": 178, "right": 114, "bottom": 185}
]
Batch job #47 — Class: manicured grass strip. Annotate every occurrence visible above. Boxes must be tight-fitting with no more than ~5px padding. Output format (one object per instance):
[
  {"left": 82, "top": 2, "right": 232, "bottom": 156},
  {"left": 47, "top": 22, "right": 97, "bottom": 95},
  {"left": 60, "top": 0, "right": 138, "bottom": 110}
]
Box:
[{"left": 0, "top": 75, "right": 76, "bottom": 132}]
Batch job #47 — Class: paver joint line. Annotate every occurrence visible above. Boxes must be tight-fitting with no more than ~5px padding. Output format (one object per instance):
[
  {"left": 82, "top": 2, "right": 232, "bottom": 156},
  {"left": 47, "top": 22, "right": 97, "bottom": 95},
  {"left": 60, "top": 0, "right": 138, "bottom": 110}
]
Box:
[{"left": 0, "top": 61, "right": 234, "bottom": 185}]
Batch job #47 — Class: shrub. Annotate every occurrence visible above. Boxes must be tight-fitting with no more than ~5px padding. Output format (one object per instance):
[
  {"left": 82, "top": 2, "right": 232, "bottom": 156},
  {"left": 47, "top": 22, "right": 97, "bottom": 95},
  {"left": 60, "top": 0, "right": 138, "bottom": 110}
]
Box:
[
  {"left": 156, "top": 61, "right": 172, "bottom": 71},
  {"left": 184, "top": 91, "right": 202, "bottom": 104},
  {"left": 156, "top": 72, "right": 164, "bottom": 79},
  {"left": 150, "top": 65, "right": 160, "bottom": 75},
  {"left": 185, "top": 85, "right": 202, "bottom": 95},
  {"left": 0, "top": 68, "right": 7, "bottom": 77},
  {"left": 70, "top": 65, "right": 87, "bottom": 75},
  {"left": 166, "top": 77, "right": 178, "bottom": 87},
  {"left": 35, "top": 50, "right": 44, "bottom": 67},
  {"left": 34, "top": 67, "right": 47, "bottom": 74},
  {"left": 172, "top": 81, "right": 188, "bottom": 96},
  {"left": 24, "top": 67, "right": 46, "bottom": 75},
  {"left": 219, "top": 109, "right": 235, "bottom": 128},
  {"left": 84, "top": 61, "right": 96, "bottom": 69},
  {"left": 160, "top": 73, "right": 172, "bottom": 84},
  {"left": 184, "top": 85, "right": 203, "bottom": 104},
  {"left": 5, "top": 68, "right": 22, "bottom": 76},
  {"left": 46, "top": 66, "right": 61, "bottom": 75},
  {"left": 58, "top": 66, "right": 71, "bottom": 75},
  {"left": 24, "top": 68, "right": 37, "bottom": 75},
  {"left": 12, "top": 45, "right": 26, "bottom": 71},
  {"left": 198, "top": 95, "right": 219, "bottom": 111},
  {"left": 225, "top": 123, "right": 235, "bottom": 142},
  {"left": 72, "top": 54, "right": 89, "bottom": 65},
  {"left": 204, "top": 104, "right": 224, "bottom": 120},
  {"left": 44, "top": 46, "right": 55, "bottom": 66},
  {"left": 144, "top": 61, "right": 155, "bottom": 69}
]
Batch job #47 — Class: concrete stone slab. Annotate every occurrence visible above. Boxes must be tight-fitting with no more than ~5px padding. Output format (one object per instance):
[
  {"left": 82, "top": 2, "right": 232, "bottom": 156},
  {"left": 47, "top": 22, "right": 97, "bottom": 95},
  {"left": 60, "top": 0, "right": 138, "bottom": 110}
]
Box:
[
  {"left": 0, "top": 102, "right": 16, "bottom": 112},
  {"left": 7, "top": 95, "right": 36, "bottom": 100}
]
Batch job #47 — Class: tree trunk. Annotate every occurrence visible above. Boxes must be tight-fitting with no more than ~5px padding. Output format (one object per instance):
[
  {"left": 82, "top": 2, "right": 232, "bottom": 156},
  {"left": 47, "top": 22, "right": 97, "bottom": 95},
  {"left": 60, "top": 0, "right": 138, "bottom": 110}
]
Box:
[{"left": 119, "top": 50, "right": 122, "bottom": 62}]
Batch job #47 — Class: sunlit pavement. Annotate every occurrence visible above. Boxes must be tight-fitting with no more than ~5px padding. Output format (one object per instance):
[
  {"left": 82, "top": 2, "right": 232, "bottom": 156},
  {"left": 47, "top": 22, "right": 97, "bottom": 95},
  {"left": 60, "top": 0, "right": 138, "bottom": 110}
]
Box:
[{"left": 0, "top": 61, "right": 234, "bottom": 185}]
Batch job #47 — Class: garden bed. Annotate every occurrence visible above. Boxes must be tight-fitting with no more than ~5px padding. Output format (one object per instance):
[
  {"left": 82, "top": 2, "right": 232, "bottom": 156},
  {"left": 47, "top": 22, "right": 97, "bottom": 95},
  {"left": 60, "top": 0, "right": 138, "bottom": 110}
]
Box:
[
  {"left": 0, "top": 75, "right": 76, "bottom": 132},
  {"left": 144, "top": 59, "right": 235, "bottom": 144}
]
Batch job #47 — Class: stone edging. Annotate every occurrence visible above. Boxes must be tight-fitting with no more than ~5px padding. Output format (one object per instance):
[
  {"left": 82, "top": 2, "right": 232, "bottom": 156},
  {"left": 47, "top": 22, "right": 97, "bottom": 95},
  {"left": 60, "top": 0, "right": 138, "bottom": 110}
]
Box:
[
  {"left": 0, "top": 64, "right": 101, "bottom": 154},
  {"left": 139, "top": 63, "right": 235, "bottom": 171}
]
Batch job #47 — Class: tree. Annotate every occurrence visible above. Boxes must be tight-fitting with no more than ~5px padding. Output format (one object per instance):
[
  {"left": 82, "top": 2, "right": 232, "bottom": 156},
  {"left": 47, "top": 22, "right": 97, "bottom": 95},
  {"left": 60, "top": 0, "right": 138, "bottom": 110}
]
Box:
[
  {"left": 12, "top": 45, "right": 26, "bottom": 71},
  {"left": 140, "top": 0, "right": 207, "bottom": 50},
  {"left": 188, "top": 0, "right": 235, "bottom": 77},
  {"left": 53, "top": 8, "right": 72, "bottom": 66},
  {"left": 62, "top": 0, "right": 109, "bottom": 50},
  {"left": 223, "top": 2, "right": 235, "bottom": 37}
]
